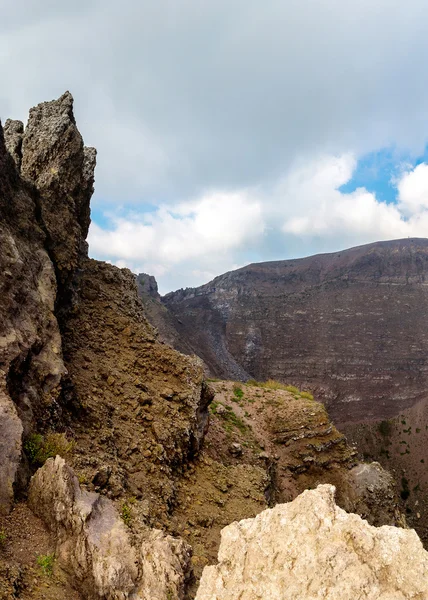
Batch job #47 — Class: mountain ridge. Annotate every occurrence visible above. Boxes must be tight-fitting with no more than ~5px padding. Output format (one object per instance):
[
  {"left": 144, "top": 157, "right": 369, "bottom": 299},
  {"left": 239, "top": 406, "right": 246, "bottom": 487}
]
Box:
[{"left": 141, "top": 237, "right": 428, "bottom": 424}]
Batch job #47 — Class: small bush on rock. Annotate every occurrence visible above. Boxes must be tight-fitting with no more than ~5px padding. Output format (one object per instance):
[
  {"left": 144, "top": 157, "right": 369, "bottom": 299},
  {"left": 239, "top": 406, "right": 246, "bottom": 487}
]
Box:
[
  {"left": 37, "top": 553, "right": 54, "bottom": 576},
  {"left": 24, "top": 433, "right": 74, "bottom": 466}
]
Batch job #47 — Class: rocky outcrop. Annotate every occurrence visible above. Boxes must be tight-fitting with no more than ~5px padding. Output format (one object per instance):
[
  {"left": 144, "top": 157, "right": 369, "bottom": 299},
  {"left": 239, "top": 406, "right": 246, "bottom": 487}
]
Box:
[
  {"left": 63, "top": 259, "right": 212, "bottom": 517},
  {"left": 344, "top": 461, "right": 405, "bottom": 526},
  {"left": 168, "top": 380, "right": 405, "bottom": 593},
  {"left": 28, "top": 456, "right": 191, "bottom": 600},
  {"left": 136, "top": 273, "right": 160, "bottom": 300},
  {"left": 20, "top": 91, "right": 96, "bottom": 311},
  {"left": 136, "top": 273, "right": 196, "bottom": 356},
  {"left": 0, "top": 113, "right": 65, "bottom": 513},
  {"left": 3, "top": 119, "right": 23, "bottom": 168},
  {"left": 196, "top": 484, "right": 428, "bottom": 600},
  {"left": 0, "top": 92, "right": 212, "bottom": 522},
  {"left": 162, "top": 239, "right": 428, "bottom": 423}
]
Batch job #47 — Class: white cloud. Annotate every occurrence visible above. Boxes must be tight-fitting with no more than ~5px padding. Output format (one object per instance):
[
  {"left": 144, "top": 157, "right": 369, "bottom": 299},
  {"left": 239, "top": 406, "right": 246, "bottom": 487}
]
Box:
[
  {"left": 89, "top": 154, "right": 428, "bottom": 292},
  {"left": 3, "top": 0, "right": 428, "bottom": 203},
  {"left": 88, "top": 190, "right": 264, "bottom": 291},
  {"left": 397, "top": 163, "right": 428, "bottom": 216},
  {"left": 279, "top": 155, "right": 409, "bottom": 240}
]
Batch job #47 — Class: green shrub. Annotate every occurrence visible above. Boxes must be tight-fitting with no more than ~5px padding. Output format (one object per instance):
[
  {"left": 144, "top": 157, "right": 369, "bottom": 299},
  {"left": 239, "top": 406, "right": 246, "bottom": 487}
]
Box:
[
  {"left": 24, "top": 432, "right": 74, "bottom": 467},
  {"left": 264, "top": 379, "right": 287, "bottom": 390},
  {"left": 121, "top": 502, "right": 132, "bottom": 527},
  {"left": 37, "top": 553, "right": 54, "bottom": 576},
  {"left": 246, "top": 379, "right": 260, "bottom": 386},
  {"left": 24, "top": 434, "right": 44, "bottom": 463},
  {"left": 233, "top": 385, "right": 244, "bottom": 400},
  {"left": 285, "top": 385, "right": 300, "bottom": 395},
  {"left": 299, "top": 390, "right": 314, "bottom": 401}
]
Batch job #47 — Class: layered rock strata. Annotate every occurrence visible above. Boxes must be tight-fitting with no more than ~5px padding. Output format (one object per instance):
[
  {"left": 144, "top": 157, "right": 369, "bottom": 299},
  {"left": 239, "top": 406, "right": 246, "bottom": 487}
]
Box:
[{"left": 161, "top": 239, "right": 428, "bottom": 423}]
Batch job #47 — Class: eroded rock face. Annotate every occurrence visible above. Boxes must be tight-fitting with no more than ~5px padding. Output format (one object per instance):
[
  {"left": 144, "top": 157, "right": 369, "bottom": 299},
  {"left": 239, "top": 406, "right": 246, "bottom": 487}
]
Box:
[
  {"left": 162, "top": 239, "right": 428, "bottom": 423},
  {"left": 0, "top": 393, "right": 22, "bottom": 513},
  {"left": 196, "top": 484, "right": 428, "bottom": 600},
  {"left": 20, "top": 91, "right": 96, "bottom": 309},
  {"left": 28, "top": 456, "right": 192, "bottom": 600},
  {"left": 63, "top": 259, "right": 213, "bottom": 517},
  {"left": 0, "top": 118, "right": 65, "bottom": 513},
  {"left": 3, "top": 119, "right": 23, "bottom": 168},
  {"left": 0, "top": 92, "right": 98, "bottom": 514}
]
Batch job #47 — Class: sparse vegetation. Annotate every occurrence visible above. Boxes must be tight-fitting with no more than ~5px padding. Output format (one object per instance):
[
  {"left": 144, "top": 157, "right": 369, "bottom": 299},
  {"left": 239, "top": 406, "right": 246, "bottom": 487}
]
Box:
[
  {"left": 37, "top": 553, "right": 55, "bottom": 576},
  {"left": 0, "top": 530, "right": 6, "bottom": 548},
  {"left": 233, "top": 385, "right": 244, "bottom": 400},
  {"left": 245, "top": 379, "right": 314, "bottom": 401},
  {"left": 209, "top": 400, "right": 220, "bottom": 414},
  {"left": 24, "top": 432, "right": 74, "bottom": 466},
  {"left": 121, "top": 501, "right": 133, "bottom": 526},
  {"left": 215, "top": 405, "right": 248, "bottom": 434}
]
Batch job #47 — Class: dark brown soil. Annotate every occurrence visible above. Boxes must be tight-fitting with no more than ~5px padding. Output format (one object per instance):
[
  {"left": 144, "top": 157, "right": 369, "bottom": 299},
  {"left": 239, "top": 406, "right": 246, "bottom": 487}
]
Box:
[{"left": 0, "top": 504, "right": 81, "bottom": 600}]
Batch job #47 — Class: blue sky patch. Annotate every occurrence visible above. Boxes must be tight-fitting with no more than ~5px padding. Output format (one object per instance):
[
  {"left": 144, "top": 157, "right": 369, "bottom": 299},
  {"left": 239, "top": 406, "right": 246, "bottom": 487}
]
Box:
[{"left": 339, "top": 147, "right": 428, "bottom": 204}]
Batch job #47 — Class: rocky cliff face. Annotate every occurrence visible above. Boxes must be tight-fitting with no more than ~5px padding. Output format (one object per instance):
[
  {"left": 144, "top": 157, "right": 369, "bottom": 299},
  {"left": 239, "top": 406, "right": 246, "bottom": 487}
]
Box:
[
  {"left": 0, "top": 93, "right": 211, "bottom": 599},
  {"left": 162, "top": 239, "right": 428, "bottom": 424},
  {"left": 0, "top": 92, "right": 95, "bottom": 514},
  {"left": 196, "top": 484, "right": 428, "bottom": 600}
]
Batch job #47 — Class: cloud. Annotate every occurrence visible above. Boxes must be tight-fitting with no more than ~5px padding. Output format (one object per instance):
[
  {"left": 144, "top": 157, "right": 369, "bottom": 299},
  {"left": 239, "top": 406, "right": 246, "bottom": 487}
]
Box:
[
  {"left": 3, "top": 0, "right": 428, "bottom": 205},
  {"left": 397, "top": 163, "right": 428, "bottom": 215},
  {"left": 279, "top": 155, "right": 409, "bottom": 240},
  {"left": 89, "top": 154, "right": 428, "bottom": 292},
  {"left": 4, "top": 1, "right": 428, "bottom": 291},
  {"left": 88, "top": 190, "right": 264, "bottom": 290}
]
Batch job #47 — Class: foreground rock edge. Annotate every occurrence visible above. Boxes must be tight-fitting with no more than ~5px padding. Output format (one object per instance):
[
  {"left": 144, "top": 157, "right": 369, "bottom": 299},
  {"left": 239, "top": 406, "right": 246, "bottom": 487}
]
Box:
[
  {"left": 196, "top": 483, "right": 428, "bottom": 600},
  {"left": 29, "top": 456, "right": 191, "bottom": 600}
]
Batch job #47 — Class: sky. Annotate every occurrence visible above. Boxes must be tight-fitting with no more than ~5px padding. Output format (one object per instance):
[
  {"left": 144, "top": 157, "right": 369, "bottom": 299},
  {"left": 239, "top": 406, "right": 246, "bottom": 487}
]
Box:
[{"left": 3, "top": 1, "right": 428, "bottom": 293}]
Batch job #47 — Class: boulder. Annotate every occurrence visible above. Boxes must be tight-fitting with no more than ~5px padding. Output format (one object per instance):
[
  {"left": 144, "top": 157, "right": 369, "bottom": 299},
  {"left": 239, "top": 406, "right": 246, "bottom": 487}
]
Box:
[
  {"left": 196, "top": 484, "right": 428, "bottom": 600},
  {"left": 28, "top": 456, "right": 192, "bottom": 600}
]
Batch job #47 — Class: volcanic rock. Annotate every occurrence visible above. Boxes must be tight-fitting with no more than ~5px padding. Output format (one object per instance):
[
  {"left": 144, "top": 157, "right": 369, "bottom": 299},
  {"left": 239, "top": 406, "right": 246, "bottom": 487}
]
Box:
[
  {"left": 162, "top": 239, "right": 428, "bottom": 423},
  {"left": 29, "top": 456, "right": 192, "bottom": 600},
  {"left": 195, "top": 484, "right": 428, "bottom": 600}
]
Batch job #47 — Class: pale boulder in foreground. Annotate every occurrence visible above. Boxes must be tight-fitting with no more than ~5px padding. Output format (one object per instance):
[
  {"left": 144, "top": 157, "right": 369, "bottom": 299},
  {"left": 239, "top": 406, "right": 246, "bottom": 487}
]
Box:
[
  {"left": 28, "top": 456, "right": 191, "bottom": 600},
  {"left": 195, "top": 484, "right": 428, "bottom": 600}
]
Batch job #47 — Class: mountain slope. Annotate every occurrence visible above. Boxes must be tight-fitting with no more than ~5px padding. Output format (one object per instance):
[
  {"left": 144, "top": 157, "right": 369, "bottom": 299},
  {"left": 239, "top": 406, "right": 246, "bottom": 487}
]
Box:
[{"left": 162, "top": 239, "right": 428, "bottom": 424}]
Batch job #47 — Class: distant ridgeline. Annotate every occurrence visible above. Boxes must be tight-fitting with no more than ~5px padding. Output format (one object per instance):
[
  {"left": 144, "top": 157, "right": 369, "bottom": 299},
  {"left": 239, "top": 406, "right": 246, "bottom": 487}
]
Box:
[{"left": 140, "top": 238, "right": 428, "bottom": 424}]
